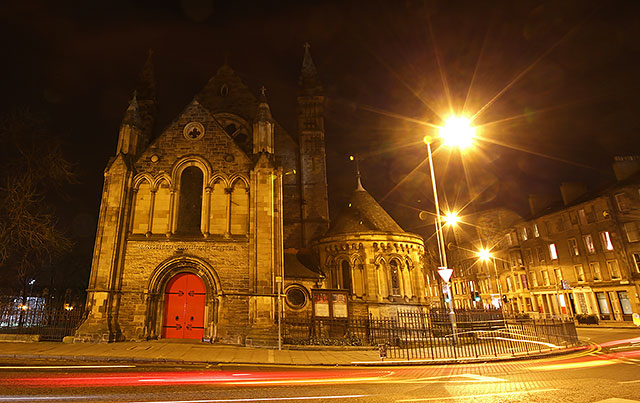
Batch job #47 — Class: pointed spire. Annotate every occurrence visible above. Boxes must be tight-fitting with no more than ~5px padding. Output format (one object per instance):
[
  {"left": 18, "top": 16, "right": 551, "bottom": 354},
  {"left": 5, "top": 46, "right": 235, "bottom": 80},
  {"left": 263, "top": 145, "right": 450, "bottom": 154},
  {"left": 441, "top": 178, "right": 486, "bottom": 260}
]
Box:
[
  {"left": 253, "top": 85, "right": 274, "bottom": 154},
  {"left": 256, "top": 85, "right": 273, "bottom": 122},
  {"left": 298, "top": 42, "right": 323, "bottom": 96},
  {"left": 350, "top": 155, "right": 365, "bottom": 191},
  {"left": 121, "top": 90, "right": 142, "bottom": 128},
  {"left": 136, "top": 49, "right": 156, "bottom": 101}
]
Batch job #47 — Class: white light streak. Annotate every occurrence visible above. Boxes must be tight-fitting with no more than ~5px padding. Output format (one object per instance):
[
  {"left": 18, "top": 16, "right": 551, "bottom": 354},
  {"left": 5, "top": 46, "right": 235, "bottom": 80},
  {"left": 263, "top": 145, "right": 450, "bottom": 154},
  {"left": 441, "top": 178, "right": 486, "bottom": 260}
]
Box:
[{"left": 397, "top": 388, "right": 559, "bottom": 401}]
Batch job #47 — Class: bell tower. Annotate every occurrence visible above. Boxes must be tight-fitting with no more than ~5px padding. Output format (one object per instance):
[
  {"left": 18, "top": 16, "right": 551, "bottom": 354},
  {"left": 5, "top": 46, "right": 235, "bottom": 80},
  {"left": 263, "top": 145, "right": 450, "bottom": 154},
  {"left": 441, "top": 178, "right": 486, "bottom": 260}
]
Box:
[{"left": 297, "top": 43, "right": 330, "bottom": 245}]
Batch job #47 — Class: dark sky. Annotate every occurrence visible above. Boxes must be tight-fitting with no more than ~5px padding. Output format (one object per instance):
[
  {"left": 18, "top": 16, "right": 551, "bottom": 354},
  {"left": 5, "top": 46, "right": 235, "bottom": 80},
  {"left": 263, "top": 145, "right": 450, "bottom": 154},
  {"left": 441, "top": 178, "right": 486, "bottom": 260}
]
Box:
[{"left": 2, "top": 0, "right": 640, "bottom": 274}]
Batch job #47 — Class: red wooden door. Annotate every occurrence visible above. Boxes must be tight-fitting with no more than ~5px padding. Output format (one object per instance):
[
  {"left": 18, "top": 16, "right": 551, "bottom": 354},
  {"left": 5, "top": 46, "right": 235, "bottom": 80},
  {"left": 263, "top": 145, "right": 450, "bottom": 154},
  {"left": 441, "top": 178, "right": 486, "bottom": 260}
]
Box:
[{"left": 162, "top": 273, "right": 206, "bottom": 339}]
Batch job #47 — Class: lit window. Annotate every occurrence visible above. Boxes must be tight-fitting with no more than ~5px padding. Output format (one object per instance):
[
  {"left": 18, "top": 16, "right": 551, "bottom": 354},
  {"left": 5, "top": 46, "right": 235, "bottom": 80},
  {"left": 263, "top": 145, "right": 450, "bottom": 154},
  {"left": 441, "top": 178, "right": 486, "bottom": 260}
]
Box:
[
  {"left": 590, "top": 262, "right": 602, "bottom": 281},
  {"left": 632, "top": 253, "right": 640, "bottom": 273},
  {"left": 506, "top": 233, "right": 513, "bottom": 246},
  {"left": 578, "top": 209, "right": 587, "bottom": 225},
  {"left": 554, "top": 268, "right": 563, "bottom": 283},
  {"left": 607, "top": 260, "right": 621, "bottom": 280},
  {"left": 521, "top": 227, "right": 528, "bottom": 241},
  {"left": 531, "top": 272, "right": 539, "bottom": 287},
  {"left": 600, "top": 231, "right": 614, "bottom": 251},
  {"left": 533, "top": 224, "right": 540, "bottom": 237},
  {"left": 549, "top": 243, "right": 558, "bottom": 260},
  {"left": 568, "top": 238, "right": 579, "bottom": 256},
  {"left": 624, "top": 222, "right": 640, "bottom": 242},
  {"left": 506, "top": 276, "right": 513, "bottom": 292},
  {"left": 574, "top": 264, "right": 585, "bottom": 282},
  {"left": 615, "top": 193, "right": 629, "bottom": 212},
  {"left": 584, "top": 234, "right": 596, "bottom": 254},
  {"left": 542, "top": 270, "right": 550, "bottom": 286},
  {"left": 524, "top": 249, "right": 533, "bottom": 264}
]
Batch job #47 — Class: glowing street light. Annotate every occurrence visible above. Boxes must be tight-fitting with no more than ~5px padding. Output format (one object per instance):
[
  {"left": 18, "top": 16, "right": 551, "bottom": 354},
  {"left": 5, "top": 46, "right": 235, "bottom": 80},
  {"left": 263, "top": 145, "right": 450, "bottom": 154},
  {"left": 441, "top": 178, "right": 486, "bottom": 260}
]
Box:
[
  {"left": 440, "top": 116, "right": 476, "bottom": 150},
  {"left": 477, "top": 247, "right": 505, "bottom": 313},
  {"left": 477, "top": 248, "right": 492, "bottom": 261},
  {"left": 443, "top": 211, "right": 459, "bottom": 226}
]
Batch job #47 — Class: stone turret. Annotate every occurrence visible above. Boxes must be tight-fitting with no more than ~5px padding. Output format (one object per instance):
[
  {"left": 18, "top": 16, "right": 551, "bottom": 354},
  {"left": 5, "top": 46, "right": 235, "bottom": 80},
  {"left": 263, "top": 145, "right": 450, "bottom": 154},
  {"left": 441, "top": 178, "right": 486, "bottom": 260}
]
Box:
[{"left": 252, "top": 87, "right": 274, "bottom": 154}]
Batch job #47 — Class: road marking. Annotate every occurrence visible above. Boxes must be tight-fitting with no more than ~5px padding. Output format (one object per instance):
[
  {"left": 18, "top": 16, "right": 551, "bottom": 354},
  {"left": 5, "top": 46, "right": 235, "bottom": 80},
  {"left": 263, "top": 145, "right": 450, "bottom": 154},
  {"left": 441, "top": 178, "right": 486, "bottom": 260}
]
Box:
[
  {"left": 0, "top": 365, "right": 136, "bottom": 370},
  {"left": 619, "top": 379, "right": 640, "bottom": 384},
  {"left": 127, "top": 395, "right": 368, "bottom": 402},
  {"left": 461, "top": 374, "right": 507, "bottom": 382},
  {"left": 396, "top": 388, "right": 559, "bottom": 401},
  {"left": 529, "top": 359, "right": 617, "bottom": 370}
]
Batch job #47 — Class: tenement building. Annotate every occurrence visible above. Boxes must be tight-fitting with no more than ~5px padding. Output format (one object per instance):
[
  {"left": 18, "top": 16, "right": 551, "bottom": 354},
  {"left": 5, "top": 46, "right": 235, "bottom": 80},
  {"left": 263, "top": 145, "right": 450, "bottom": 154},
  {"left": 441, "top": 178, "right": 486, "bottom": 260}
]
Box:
[
  {"left": 444, "top": 157, "right": 640, "bottom": 322},
  {"left": 75, "top": 46, "right": 428, "bottom": 344}
]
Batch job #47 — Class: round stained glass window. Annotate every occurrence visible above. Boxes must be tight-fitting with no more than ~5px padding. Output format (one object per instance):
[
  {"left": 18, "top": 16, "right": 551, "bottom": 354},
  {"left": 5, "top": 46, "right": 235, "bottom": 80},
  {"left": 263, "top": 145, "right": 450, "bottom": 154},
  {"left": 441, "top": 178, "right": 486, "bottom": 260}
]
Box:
[{"left": 285, "top": 287, "right": 307, "bottom": 309}]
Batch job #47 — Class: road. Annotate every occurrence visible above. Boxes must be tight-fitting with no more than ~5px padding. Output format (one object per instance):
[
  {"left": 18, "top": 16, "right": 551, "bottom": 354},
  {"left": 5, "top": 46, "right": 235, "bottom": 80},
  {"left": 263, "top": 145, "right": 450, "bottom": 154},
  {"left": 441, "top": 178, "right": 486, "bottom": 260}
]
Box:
[{"left": 0, "top": 328, "right": 638, "bottom": 402}]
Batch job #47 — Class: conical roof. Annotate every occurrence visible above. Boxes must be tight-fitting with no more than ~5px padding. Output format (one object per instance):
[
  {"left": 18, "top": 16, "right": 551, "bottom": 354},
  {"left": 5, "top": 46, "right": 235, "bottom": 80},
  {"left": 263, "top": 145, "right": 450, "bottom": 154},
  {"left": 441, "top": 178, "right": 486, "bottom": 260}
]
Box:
[
  {"left": 121, "top": 91, "right": 142, "bottom": 128},
  {"left": 255, "top": 86, "right": 273, "bottom": 122},
  {"left": 326, "top": 186, "right": 404, "bottom": 235},
  {"left": 136, "top": 49, "right": 156, "bottom": 101},
  {"left": 298, "top": 43, "right": 323, "bottom": 96}
]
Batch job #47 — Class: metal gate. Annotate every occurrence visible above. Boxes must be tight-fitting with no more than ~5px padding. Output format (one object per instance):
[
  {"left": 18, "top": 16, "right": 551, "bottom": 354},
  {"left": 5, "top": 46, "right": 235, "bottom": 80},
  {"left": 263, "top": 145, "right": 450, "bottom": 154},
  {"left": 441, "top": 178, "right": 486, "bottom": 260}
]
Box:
[{"left": 162, "top": 273, "right": 206, "bottom": 339}]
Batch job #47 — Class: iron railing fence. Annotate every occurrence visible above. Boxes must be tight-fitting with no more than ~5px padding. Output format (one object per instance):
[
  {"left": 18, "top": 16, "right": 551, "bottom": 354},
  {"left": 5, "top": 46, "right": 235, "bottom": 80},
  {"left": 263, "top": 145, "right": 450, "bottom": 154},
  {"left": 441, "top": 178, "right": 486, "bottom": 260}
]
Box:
[
  {"left": 283, "top": 308, "right": 579, "bottom": 360},
  {"left": 0, "top": 297, "right": 85, "bottom": 341}
]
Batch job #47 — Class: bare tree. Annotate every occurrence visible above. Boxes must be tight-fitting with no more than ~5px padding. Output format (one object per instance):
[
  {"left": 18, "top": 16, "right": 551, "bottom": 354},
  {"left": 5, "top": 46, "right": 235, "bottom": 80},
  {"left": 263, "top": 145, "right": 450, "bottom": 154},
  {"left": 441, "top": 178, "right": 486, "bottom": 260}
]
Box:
[{"left": 0, "top": 110, "right": 75, "bottom": 299}]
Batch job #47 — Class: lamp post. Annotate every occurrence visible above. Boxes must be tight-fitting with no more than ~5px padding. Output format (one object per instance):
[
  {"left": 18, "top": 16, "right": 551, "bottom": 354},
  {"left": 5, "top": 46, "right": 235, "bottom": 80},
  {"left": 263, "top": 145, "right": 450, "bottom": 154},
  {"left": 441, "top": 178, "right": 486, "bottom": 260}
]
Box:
[
  {"left": 424, "top": 115, "right": 475, "bottom": 344},
  {"left": 478, "top": 248, "right": 507, "bottom": 327}
]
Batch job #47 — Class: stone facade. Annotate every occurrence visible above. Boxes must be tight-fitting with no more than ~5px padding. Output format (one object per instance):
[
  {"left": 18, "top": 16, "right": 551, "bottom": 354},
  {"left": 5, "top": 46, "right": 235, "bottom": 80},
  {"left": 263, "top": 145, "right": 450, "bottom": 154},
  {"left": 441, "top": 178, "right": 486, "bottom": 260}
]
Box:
[
  {"left": 300, "top": 178, "right": 428, "bottom": 319},
  {"left": 442, "top": 158, "right": 640, "bottom": 322},
  {"left": 75, "top": 47, "right": 329, "bottom": 344}
]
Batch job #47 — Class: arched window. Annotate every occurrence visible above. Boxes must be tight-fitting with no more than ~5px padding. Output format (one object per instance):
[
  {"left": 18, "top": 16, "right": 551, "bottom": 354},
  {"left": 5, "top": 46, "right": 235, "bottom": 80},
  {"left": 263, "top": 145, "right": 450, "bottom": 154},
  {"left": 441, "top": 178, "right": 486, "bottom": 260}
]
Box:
[
  {"left": 177, "top": 166, "right": 203, "bottom": 234},
  {"left": 341, "top": 260, "right": 351, "bottom": 292},
  {"left": 151, "top": 179, "right": 171, "bottom": 234},
  {"left": 230, "top": 179, "right": 249, "bottom": 235},
  {"left": 389, "top": 259, "right": 401, "bottom": 296},
  {"left": 353, "top": 259, "right": 364, "bottom": 297},
  {"left": 131, "top": 180, "right": 151, "bottom": 234},
  {"left": 209, "top": 180, "right": 226, "bottom": 235},
  {"left": 376, "top": 259, "right": 388, "bottom": 298}
]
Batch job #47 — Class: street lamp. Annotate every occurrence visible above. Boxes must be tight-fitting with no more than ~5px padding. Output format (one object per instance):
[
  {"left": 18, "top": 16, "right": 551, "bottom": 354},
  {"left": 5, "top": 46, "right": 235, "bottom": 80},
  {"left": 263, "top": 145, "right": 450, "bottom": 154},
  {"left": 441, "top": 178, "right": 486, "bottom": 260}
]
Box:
[
  {"left": 477, "top": 248, "right": 504, "bottom": 308},
  {"left": 440, "top": 116, "right": 476, "bottom": 150},
  {"left": 478, "top": 248, "right": 508, "bottom": 328},
  {"left": 443, "top": 211, "right": 459, "bottom": 226},
  {"left": 424, "top": 115, "right": 475, "bottom": 343}
]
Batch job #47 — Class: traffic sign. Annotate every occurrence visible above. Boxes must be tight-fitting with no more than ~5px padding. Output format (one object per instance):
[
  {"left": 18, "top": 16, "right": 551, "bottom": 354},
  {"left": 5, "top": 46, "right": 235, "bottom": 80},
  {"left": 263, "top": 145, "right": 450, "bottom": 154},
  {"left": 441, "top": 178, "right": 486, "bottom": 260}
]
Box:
[
  {"left": 633, "top": 313, "right": 640, "bottom": 326},
  {"left": 437, "top": 267, "right": 453, "bottom": 283}
]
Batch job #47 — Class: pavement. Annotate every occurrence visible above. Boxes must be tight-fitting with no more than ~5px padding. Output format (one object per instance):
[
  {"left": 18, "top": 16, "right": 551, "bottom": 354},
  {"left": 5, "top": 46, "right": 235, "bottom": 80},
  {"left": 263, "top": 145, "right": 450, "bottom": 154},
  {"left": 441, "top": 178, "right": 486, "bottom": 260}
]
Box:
[{"left": 0, "top": 338, "right": 585, "bottom": 367}]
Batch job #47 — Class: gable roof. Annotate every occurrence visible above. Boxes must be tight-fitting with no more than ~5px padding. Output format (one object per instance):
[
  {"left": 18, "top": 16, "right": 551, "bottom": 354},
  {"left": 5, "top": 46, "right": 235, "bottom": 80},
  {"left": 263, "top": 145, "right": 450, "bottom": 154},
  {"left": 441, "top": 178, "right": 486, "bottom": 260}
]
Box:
[
  {"left": 326, "top": 187, "right": 405, "bottom": 235},
  {"left": 195, "top": 64, "right": 258, "bottom": 121}
]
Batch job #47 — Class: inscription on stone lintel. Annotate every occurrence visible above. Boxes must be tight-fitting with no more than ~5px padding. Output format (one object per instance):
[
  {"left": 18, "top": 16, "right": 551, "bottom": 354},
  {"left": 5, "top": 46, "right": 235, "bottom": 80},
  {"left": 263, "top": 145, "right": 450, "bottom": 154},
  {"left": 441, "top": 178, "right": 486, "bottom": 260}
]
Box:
[{"left": 136, "top": 243, "right": 237, "bottom": 251}]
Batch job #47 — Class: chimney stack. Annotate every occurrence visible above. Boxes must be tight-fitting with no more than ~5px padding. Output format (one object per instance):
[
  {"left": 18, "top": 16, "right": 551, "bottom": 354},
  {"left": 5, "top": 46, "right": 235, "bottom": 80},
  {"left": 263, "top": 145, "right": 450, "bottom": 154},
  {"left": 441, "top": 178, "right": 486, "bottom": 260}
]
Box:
[
  {"left": 560, "top": 182, "right": 587, "bottom": 206},
  {"left": 529, "top": 194, "right": 555, "bottom": 216},
  {"left": 612, "top": 155, "right": 640, "bottom": 181}
]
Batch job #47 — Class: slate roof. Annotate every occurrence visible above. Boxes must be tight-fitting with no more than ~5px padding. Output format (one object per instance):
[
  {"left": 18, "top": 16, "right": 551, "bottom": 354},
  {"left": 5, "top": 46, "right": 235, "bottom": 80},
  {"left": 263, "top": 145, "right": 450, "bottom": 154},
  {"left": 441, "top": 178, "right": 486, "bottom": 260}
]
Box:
[
  {"left": 326, "top": 186, "right": 405, "bottom": 235},
  {"left": 284, "top": 249, "right": 321, "bottom": 279}
]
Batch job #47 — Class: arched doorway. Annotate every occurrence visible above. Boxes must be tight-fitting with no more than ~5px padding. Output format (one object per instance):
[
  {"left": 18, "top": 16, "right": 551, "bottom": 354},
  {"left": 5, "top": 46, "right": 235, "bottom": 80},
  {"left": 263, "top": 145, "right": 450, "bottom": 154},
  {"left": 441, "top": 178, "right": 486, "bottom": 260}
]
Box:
[{"left": 162, "top": 273, "right": 206, "bottom": 339}]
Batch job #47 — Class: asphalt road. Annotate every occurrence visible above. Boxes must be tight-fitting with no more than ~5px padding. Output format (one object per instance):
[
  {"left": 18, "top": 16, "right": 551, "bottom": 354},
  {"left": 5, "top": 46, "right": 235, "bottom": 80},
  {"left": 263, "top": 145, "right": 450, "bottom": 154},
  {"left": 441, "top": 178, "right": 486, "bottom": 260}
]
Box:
[{"left": 0, "top": 328, "right": 638, "bottom": 403}]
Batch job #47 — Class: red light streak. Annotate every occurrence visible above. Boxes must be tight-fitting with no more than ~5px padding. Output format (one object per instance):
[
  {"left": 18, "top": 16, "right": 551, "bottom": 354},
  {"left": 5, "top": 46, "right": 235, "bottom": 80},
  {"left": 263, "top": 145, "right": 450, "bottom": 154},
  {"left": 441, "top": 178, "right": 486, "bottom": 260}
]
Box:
[{"left": 3, "top": 369, "right": 393, "bottom": 388}]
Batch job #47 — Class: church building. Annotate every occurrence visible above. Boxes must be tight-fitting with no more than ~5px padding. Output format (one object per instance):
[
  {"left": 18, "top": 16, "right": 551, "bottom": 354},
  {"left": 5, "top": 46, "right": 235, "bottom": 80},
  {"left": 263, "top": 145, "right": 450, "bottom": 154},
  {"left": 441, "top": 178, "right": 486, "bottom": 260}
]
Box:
[{"left": 75, "top": 46, "right": 427, "bottom": 345}]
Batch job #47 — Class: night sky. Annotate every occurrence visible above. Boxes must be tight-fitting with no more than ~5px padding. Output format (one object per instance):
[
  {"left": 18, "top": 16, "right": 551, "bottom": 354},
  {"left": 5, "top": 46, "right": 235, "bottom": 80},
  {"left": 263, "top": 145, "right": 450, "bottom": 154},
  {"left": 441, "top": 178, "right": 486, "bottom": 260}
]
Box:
[{"left": 2, "top": 0, "right": 640, "bottom": 286}]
